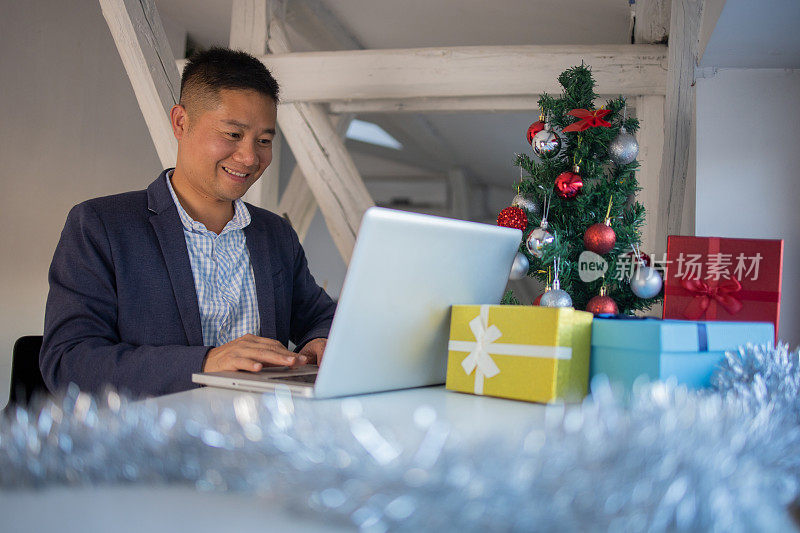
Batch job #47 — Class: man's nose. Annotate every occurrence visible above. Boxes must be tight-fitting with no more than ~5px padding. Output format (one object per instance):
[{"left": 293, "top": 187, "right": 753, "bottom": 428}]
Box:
[{"left": 234, "top": 142, "right": 258, "bottom": 167}]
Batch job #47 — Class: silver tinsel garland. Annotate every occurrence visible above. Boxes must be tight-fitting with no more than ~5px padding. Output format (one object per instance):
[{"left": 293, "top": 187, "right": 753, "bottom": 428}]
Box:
[{"left": 2, "top": 343, "right": 800, "bottom": 531}]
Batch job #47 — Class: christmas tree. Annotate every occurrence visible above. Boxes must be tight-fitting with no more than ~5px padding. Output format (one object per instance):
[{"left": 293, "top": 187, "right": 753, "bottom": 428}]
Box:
[{"left": 500, "top": 64, "right": 663, "bottom": 315}]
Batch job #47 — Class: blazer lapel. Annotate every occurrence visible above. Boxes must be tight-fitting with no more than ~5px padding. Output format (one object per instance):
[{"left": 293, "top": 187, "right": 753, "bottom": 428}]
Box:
[
  {"left": 244, "top": 215, "right": 277, "bottom": 340},
  {"left": 147, "top": 171, "right": 204, "bottom": 346}
]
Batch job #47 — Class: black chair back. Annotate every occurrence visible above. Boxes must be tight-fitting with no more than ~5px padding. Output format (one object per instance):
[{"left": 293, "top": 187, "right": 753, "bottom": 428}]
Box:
[{"left": 8, "top": 335, "right": 47, "bottom": 407}]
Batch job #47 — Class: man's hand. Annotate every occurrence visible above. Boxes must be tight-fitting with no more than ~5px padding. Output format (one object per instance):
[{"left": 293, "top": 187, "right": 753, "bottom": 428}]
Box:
[
  {"left": 298, "top": 338, "right": 327, "bottom": 365},
  {"left": 203, "top": 334, "right": 307, "bottom": 373}
]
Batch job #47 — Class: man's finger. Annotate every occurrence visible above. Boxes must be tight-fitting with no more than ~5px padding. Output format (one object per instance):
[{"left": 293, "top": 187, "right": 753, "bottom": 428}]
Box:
[
  {"left": 231, "top": 357, "right": 263, "bottom": 372},
  {"left": 237, "top": 346, "right": 298, "bottom": 366},
  {"left": 243, "top": 337, "right": 295, "bottom": 356},
  {"left": 246, "top": 335, "right": 287, "bottom": 348}
]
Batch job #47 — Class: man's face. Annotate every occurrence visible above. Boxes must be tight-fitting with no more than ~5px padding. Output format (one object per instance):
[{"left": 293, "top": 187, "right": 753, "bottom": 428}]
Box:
[{"left": 174, "top": 88, "right": 277, "bottom": 202}]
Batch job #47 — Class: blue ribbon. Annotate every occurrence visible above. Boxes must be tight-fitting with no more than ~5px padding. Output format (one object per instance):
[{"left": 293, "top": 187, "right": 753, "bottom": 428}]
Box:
[{"left": 697, "top": 323, "right": 708, "bottom": 352}]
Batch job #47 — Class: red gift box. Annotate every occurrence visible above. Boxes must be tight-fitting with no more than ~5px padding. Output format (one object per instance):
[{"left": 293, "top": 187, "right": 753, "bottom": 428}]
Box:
[{"left": 662, "top": 236, "right": 783, "bottom": 340}]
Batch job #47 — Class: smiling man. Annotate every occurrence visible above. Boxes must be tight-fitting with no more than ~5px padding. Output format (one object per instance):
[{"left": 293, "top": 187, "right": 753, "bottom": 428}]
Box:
[{"left": 40, "top": 48, "right": 335, "bottom": 397}]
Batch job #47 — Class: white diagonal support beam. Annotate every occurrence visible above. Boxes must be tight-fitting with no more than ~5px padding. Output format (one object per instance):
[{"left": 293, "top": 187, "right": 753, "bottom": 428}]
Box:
[
  {"left": 277, "top": 102, "right": 373, "bottom": 261},
  {"left": 250, "top": 45, "right": 668, "bottom": 103},
  {"left": 100, "top": 0, "right": 179, "bottom": 168},
  {"left": 655, "top": 0, "right": 704, "bottom": 254},
  {"left": 269, "top": 22, "right": 373, "bottom": 261},
  {"left": 277, "top": 114, "right": 353, "bottom": 242}
]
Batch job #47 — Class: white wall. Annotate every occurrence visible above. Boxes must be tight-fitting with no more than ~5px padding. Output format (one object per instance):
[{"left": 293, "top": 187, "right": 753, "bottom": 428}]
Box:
[
  {"left": 695, "top": 68, "right": 800, "bottom": 348},
  {"left": 0, "top": 0, "right": 178, "bottom": 407}
]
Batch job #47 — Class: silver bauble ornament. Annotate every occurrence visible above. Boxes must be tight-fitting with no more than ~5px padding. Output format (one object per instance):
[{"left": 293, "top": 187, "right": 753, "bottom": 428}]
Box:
[
  {"left": 531, "top": 124, "right": 561, "bottom": 159},
  {"left": 608, "top": 126, "right": 639, "bottom": 165},
  {"left": 525, "top": 223, "right": 555, "bottom": 258},
  {"left": 540, "top": 280, "right": 572, "bottom": 308},
  {"left": 511, "top": 193, "right": 541, "bottom": 218},
  {"left": 509, "top": 252, "right": 529, "bottom": 280},
  {"left": 630, "top": 265, "right": 663, "bottom": 298}
]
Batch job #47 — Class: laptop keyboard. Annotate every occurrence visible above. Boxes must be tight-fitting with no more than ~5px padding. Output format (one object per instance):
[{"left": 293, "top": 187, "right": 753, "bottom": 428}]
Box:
[{"left": 272, "top": 373, "right": 317, "bottom": 384}]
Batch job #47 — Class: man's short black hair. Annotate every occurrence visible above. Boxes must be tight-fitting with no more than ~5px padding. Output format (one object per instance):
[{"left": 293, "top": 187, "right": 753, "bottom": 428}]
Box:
[{"left": 179, "top": 47, "right": 279, "bottom": 114}]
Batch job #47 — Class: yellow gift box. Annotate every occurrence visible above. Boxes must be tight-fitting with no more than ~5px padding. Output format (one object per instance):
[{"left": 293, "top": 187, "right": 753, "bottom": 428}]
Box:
[{"left": 446, "top": 305, "right": 593, "bottom": 404}]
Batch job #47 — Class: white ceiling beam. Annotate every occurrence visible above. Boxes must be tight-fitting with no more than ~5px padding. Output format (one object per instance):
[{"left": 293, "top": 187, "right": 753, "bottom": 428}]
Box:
[
  {"left": 229, "top": 0, "right": 281, "bottom": 213},
  {"left": 331, "top": 96, "right": 544, "bottom": 114},
  {"left": 178, "top": 45, "right": 667, "bottom": 101},
  {"left": 330, "top": 95, "right": 635, "bottom": 114},
  {"left": 249, "top": 45, "right": 668, "bottom": 102},
  {"left": 100, "top": 0, "right": 179, "bottom": 168},
  {"left": 632, "top": 0, "right": 669, "bottom": 260},
  {"left": 633, "top": 0, "right": 671, "bottom": 44},
  {"left": 655, "top": 0, "right": 704, "bottom": 255},
  {"left": 229, "top": 0, "right": 268, "bottom": 54},
  {"left": 635, "top": 95, "right": 666, "bottom": 256}
]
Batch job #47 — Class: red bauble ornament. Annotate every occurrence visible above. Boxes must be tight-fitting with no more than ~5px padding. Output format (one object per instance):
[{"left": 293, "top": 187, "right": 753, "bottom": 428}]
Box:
[
  {"left": 584, "top": 222, "right": 617, "bottom": 255},
  {"left": 497, "top": 206, "right": 528, "bottom": 230},
  {"left": 526, "top": 120, "right": 545, "bottom": 145},
  {"left": 554, "top": 166, "right": 583, "bottom": 199},
  {"left": 585, "top": 294, "right": 618, "bottom": 316}
]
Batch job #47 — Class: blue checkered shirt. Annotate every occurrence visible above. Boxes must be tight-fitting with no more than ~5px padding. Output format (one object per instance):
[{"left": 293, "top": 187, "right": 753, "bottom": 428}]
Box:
[{"left": 166, "top": 173, "right": 260, "bottom": 346}]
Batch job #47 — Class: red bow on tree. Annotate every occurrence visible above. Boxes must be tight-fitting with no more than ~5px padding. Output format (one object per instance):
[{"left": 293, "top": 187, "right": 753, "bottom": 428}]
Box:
[
  {"left": 562, "top": 109, "right": 612, "bottom": 132},
  {"left": 680, "top": 277, "right": 744, "bottom": 320}
]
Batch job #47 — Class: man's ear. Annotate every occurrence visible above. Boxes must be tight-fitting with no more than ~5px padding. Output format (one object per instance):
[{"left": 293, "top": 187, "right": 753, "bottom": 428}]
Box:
[{"left": 170, "top": 104, "right": 189, "bottom": 140}]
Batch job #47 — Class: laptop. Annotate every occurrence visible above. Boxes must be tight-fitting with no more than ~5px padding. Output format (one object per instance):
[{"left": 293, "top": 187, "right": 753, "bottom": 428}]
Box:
[{"left": 192, "top": 206, "right": 522, "bottom": 398}]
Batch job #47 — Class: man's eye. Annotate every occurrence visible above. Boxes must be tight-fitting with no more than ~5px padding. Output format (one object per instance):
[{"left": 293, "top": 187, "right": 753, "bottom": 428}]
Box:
[
  {"left": 227, "top": 132, "right": 241, "bottom": 139},
  {"left": 258, "top": 139, "right": 272, "bottom": 146}
]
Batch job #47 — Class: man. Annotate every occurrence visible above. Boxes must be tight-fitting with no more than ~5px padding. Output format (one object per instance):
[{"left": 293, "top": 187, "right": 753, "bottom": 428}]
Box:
[{"left": 40, "top": 48, "right": 335, "bottom": 397}]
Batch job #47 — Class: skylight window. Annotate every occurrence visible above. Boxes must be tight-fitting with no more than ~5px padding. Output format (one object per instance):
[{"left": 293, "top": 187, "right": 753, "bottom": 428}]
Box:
[{"left": 345, "top": 119, "right": 403, "bottom": 150}]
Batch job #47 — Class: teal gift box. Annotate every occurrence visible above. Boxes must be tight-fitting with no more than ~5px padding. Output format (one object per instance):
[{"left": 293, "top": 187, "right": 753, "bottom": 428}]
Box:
[{"left": 590, "top": 318, "right": 774, "bottom": 390}]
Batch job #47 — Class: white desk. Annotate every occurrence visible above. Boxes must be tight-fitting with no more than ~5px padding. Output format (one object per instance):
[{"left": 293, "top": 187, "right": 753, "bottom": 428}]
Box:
[{"left": 1, "top": 385, "right": 550, "bottom": 533}]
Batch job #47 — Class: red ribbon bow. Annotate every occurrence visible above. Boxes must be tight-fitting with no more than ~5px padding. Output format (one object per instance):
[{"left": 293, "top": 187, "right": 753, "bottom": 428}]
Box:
[
  {"left": 680, "top": 277, "right": 744, "bottom": 320},
  {"left": 562, "top": 109, "right": 612, "bottom": 133}
]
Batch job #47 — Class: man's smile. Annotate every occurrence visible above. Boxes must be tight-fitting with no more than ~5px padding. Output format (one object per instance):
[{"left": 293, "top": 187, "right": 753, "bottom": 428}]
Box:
[{"left": 222, "top": 166, "right": 251, "bottom": 181}]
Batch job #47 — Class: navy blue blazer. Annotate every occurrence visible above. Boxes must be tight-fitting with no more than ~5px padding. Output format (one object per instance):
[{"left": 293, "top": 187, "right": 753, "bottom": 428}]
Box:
[{"left": 40, "top": 170, "right": 336, "bottom": 397}]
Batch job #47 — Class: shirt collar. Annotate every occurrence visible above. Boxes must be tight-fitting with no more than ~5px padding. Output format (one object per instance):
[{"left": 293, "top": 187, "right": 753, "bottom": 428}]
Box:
[{"left": 166, "top": 170, "right": 251, "bottom": 234}]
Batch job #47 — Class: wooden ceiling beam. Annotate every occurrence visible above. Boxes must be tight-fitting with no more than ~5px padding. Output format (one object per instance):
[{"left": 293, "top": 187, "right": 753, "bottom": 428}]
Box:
[
  {"left": 332, "top": 95, "right": 634, "bottom": 114},
  {"left": 247, "top": 44, "right": 668, "bottom": 103},
  {"left": 655, "top": 0, "right": 704, "bottom": 255},
  {"left": 176, "top": 44, "right": 667, "bottom": 102},
  {"left": 100, "top": 0, "right": 179, "bottom": 168}
]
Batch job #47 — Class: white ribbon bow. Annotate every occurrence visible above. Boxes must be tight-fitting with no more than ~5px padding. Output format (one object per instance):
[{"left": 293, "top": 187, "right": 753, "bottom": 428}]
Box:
[
  {"left": 459, "top": 306, "right": 502, "bottom": 394},
  {"left": 448, "top": 305, "right": 574, "bottom": 395}
]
